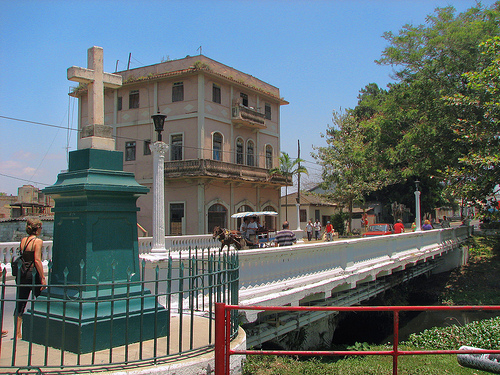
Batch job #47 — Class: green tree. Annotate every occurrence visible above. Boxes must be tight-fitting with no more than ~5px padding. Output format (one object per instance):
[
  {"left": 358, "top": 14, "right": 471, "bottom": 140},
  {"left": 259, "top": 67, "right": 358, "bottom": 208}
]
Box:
[
  {"left": 313, "top": 110, "right": 394, "bottom": 232},
  {"left": 349, "top": 3, "right": 500, "bottom": 215},
  {"left": 269, "top": 152, "right": 308, "bottom": 222},
  {"left": 443, "top": 37, "right": 500, "bottom": 213}
]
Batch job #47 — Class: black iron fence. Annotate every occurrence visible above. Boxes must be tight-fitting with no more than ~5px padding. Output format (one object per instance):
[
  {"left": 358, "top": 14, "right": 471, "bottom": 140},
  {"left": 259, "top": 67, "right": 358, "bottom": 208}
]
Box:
[{"left": 0, "top": 248, "right": 239, "bottom": 373}]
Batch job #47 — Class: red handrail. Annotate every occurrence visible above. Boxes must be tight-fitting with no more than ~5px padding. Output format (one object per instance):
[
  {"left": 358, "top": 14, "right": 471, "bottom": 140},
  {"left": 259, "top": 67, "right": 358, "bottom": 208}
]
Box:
[{"left": 215, "top": 303, "right": 500, "bottom": 375}]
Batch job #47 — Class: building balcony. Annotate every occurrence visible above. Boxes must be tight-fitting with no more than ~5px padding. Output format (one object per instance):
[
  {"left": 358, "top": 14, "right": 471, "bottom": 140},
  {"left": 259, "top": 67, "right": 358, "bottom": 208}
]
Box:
[
  {"left": 232, "top": 105, "right": 266, "bottom": 129},
  {"left": 164, "top": 159, "right": 289, "bottom": 185}
]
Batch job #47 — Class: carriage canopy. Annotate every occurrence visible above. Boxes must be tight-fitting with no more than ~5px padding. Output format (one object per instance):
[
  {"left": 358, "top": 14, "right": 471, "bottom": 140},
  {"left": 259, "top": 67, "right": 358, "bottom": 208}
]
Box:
[{"left": 230, "top": 211, "right": 278, "bottom": 219}]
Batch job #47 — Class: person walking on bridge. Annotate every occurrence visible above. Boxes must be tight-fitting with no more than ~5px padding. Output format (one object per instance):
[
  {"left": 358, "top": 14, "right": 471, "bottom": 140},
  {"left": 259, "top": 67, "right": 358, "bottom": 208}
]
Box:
[
  {"left": 394, "top": 219, "right": 405, "bottom": 234},
  {"left": 305, "top": 220, "right": 313, "bottom": 241},
  {"left": 325, "top": 221, "right": 334, "bottom": 241},
  {"left": 313, "top": 219, "right": 321, "bottom": 240},
  {"left": 274, "top": 221, "right": 297, "bottom": 247}
]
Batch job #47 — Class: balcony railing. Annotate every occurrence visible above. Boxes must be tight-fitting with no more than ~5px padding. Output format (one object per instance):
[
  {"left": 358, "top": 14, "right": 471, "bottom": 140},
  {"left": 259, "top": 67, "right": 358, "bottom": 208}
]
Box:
[
  {"left": 164, "top": 159, "right": 289, "bottom": 185},
  {"left": 231, "top": 105, "right": 266, "bottom": 129}
]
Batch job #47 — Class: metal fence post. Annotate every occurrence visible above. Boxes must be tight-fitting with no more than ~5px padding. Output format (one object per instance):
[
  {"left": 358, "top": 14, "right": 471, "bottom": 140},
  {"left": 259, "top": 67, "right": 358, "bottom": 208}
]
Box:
[
  {"left": 215, "top": 302, "right": 226, "bottom": 375},
  {"left": 393, "top": 310, "right": 399, "bottom": 375}
]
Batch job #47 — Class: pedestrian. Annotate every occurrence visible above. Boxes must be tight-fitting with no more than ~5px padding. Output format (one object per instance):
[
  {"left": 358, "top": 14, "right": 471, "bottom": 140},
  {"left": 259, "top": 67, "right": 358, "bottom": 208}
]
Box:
[
  {"left": 394, "top": 219, "right": 405, "bottom": 234},
  {"left": 422, "top": 219, "right": 433, "bottom": 230},
  {"left": 441, "top": 216, "right": 450, "bottom": 228},
  {"left": 314, "top": 219, "right": 321, "bottom": 240},
  {"left": 15, "top": 217, "right": 47, "bottom": 339},
  {"left": 305, "top": 220, "right": 313, "bottom": 241},
  {"left": 274, "top": 221, "right": 297, "bottom": 247},
  {"left": 411, "top": 222, "right": 417, "bottom": 231},
  {"left": 325, "top": 221, "right": 334, "bottom": 241}
]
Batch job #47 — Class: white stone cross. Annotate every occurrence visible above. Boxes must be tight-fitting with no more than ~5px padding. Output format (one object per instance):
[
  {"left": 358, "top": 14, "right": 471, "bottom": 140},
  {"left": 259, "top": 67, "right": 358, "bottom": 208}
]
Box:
[{"left": 67, "top": 46, "right": 122, "bottom": 150}]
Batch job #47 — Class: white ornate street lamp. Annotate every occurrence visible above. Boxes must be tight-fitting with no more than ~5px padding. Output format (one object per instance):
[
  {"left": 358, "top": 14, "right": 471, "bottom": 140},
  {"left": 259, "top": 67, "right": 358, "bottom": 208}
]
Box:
[
  {"left": 151, "top": 112, "right": 169, "bottom": 253},
  {"left": 414, "top": 180, "right": 421, "bottom": 231}
]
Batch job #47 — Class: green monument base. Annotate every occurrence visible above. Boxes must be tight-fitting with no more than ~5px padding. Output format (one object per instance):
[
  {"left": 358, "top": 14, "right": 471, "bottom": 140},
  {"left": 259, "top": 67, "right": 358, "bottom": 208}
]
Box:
[
  {"left": 24, "top": 286, "right": 168, "bottom": 353},
  {"left": 32, "top": 148, "right": 164, "bottom": 353}
]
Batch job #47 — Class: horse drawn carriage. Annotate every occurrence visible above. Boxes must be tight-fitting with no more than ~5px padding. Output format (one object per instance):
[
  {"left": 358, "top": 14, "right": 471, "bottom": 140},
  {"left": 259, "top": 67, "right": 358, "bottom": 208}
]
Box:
[{"left": 212, "top": 211, "right": 278, "bottom": 251}]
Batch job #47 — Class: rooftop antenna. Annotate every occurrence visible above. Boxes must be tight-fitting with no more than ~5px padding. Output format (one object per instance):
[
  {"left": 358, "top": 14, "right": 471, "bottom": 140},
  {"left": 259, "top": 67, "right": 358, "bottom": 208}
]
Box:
[
  {"left": 115, "top": 60, "right": 119, "bottom": 72},
  {"left": 127, "top": 53, "right": 131, "bottom": 70},
  {"left": 197, "top": 46, "right": 202, "bottom": 55}
]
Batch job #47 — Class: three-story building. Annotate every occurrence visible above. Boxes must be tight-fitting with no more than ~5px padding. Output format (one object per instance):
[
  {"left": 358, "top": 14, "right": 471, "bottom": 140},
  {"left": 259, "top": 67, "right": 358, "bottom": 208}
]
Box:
[{"left": 71, "top": 55, "right": 289, "bottom": 235}]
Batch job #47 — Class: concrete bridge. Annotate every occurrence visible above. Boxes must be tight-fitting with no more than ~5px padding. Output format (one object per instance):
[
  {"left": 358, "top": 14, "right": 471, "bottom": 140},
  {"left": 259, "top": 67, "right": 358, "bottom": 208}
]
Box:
[{"left": 0, "top": 226, "right": 470, "bottom": 351}]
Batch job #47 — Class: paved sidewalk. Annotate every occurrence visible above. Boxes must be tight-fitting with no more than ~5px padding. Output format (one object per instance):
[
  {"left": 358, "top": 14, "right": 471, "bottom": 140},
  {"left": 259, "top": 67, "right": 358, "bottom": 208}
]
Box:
[{"left": 0, "top": 314, "right": 215, "bottom": 374}]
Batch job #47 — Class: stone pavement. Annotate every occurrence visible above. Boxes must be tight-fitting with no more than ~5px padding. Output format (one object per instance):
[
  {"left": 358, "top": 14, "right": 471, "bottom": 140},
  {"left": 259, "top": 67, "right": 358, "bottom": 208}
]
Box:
[{"left": 0, "top": 314, "right": 220, "bottom": 374}]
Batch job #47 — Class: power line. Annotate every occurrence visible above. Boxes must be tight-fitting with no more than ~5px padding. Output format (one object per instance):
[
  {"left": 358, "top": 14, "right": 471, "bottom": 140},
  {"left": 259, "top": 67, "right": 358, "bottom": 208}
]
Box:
[
  {"left": 1, "top": 115, "right": 323, "bottom": 166},
  {"left": 0, "top": 172, "right": 51, "bottom": 187}
]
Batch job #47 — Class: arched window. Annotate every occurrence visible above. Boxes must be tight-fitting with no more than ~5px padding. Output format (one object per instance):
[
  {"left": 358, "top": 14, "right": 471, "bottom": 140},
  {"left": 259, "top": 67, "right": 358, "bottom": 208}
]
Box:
[
  {"left": 265, "top": 145, "right": 273, "bottom": 169},
  {"left": 208, "top": 204, "right": 227, "bottom": 231},
  {"left": 213, "top": 132, "right": 223, "bottom": 161},
  {"left": 247, "top": 140, "right": 254, "bottom": 166},
  {"left": 238, "top": 205, "right": 253, "bottom": 213},
  {"left": 236, "top": 138, "right": 244, "bottom": 165}
]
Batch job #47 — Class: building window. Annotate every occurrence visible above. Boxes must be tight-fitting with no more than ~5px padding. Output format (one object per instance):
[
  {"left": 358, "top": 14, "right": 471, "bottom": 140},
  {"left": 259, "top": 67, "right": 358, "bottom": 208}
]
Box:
[
  {"left": 144, "top": 140, "right": 151, "bottom": 155},
  {"left": 265, "top": 103, "right": 271, "bottom": 120},
  {"left": 117, "top": 96, "right": 122, "bottom": 111},
  {"left": 208, "top": 203, "right": 227, "bottom": 231},
  {"left": 236, "top": 138, "right": 244, "bottom": 165},
  {"left": 129, "top": 90, "right": 139, "bottom": 109},
  {"left": 240, "top": 92, "right": 248, "bottom": 107},
  {"left": 213, "top": 132, "right": 223, "bottom": 161},
  {"left": 170, "top": 203, "right": 184, "bottom": 235},
  {"left": 171, "top": 134, "right": 183, "bottom": 161},
  {"left": 213, "top": 84, "right": 221, "bottom": 104},
  {"left": 247, "top": 140, "right": 254, "bottom": 166},
  {"left": 125, "top": 141, "right": 136, "bottom": 161},
  {"left": 172, "top": 82, "right": 184, "bottom": 102},
  {"left": 265, "top": 145, "right": 273, "bottom": 169}
]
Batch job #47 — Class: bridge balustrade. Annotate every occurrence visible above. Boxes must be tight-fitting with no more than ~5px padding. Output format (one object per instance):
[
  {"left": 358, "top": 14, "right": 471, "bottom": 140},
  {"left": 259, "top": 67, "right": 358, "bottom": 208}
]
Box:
[{"left": 237, "top": 227, "right": 470, "bottom": 290}]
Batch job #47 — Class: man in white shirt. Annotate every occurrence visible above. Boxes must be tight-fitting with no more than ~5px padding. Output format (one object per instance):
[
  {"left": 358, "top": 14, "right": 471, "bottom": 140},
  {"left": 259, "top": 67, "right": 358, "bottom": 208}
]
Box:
[
  {"left": 246, "top": 217, "right": 259, "bottom": 244},
  {"left": 314, "top": 219, "right": 321, "bottom": 240}
]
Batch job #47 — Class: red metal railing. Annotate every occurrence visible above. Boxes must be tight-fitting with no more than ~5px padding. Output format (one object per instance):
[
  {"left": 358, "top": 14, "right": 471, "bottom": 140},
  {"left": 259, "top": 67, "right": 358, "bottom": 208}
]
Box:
[{"left": 215, "top": 303, "right": 500, "bottom": 375}]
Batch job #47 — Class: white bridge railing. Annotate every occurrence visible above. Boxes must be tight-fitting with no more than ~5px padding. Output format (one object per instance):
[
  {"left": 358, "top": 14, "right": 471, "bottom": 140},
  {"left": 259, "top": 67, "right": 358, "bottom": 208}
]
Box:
[
  {"left": 0, "top": 234, "right": 220, "bottom": 266},
  {"left": 237, "top": 226, "right": 470, "bottom": 289},
  {"left": 0, "top": 228, "right": 470, "bottom": 290}
]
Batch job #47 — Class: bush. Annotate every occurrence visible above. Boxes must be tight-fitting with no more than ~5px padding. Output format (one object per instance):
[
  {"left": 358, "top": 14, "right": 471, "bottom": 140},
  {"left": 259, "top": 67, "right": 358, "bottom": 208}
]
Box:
[
  {"left": 331, "top": 212, "right": 347, "bottom": 235},
  {"left": 405, "top": 316, "right": 500, "bottom": 350}
]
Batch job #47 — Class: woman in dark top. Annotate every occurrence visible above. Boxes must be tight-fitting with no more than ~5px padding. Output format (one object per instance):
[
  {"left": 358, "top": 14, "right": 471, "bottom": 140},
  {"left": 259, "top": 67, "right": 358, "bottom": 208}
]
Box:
[{"left": 15, "top": 218, "right": 46, "bottom": 339}]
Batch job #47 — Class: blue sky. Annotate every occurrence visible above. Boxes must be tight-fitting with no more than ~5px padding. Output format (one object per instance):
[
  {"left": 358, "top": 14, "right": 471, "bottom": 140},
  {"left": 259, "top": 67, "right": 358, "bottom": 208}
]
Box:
[{"left": 1, "top": 0, "right": 496, "bottom": 196}]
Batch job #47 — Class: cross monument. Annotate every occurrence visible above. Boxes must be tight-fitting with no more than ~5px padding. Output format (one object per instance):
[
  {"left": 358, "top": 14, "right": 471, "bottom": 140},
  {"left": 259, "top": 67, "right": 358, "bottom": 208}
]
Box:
[
  {"left": 68, "top": 46, "right": 122, "bottom": 150},
  {"left": 33, "top": 47, "right": 166, "bottom": 353}
]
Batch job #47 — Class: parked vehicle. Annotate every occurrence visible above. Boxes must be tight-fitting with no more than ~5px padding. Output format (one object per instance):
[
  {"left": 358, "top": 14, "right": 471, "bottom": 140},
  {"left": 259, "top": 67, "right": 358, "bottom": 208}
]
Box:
[{"left": 363, "top": 224, "right": 394, "bottom": 237}]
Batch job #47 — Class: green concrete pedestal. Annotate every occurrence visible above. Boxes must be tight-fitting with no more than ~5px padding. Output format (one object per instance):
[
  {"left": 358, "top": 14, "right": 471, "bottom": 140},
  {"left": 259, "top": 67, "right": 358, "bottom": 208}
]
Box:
[{"left": 26, "top": 148, "right": 167, "bottom": 353}]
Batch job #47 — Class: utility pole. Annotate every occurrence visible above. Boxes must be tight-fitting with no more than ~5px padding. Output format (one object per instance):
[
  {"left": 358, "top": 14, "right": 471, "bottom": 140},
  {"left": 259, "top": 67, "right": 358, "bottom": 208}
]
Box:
[{"left": 296, "top": 140, "right": 301, "bottom": 230}]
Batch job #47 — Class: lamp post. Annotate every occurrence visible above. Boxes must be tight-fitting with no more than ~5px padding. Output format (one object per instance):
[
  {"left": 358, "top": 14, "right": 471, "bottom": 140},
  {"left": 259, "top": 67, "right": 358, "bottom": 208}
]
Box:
[
  {"left": 414, "top": 180, "right": 421, "bottom": 231},
  {"left": 150, "top": 112, "right": 169, "bottom": 253},
  {"left": 295, "top": 197, "right": 301, "bottom": 231}
]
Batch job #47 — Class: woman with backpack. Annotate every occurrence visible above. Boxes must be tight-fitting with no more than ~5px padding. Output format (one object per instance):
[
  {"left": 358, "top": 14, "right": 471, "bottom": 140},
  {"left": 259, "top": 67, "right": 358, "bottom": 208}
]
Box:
[{"left": 15, "top": 217, "right": 46, "bottom": 339}]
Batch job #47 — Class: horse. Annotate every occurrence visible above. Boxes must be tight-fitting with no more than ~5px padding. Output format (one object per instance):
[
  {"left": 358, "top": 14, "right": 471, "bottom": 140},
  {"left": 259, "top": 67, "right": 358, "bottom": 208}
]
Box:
[{"left": 212, "top": 226, "right": 247, "bottom": 251}]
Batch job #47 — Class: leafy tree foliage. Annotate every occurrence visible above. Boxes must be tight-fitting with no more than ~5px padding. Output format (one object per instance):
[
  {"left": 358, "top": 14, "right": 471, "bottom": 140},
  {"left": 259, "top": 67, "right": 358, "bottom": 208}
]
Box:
[
  {"left": 443, "top": 37, "right": 500, "bottom": 212},
  {"left": 343, "top": 3, "right": 500, "bottom": 218},
  {"left": 313, "top": 110, "right": 394, "bottom": 232}
]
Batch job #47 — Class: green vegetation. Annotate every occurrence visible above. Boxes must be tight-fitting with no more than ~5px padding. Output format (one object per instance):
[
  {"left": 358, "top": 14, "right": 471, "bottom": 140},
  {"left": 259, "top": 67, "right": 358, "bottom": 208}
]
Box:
[
  {"left": 242, "top": 235, "right": 500, "bottom": 374},
  {"left": 269, "top": 152, "right": 308, "bottom": 222},
  {"left": 314, "top": 3, "right": 500, "bottom": 220}
]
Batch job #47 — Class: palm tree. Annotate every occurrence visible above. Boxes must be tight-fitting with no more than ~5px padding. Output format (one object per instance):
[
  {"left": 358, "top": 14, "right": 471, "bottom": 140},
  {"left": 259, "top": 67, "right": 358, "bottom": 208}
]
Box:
[{"left": 269, "top": 152, "right": 308, "bottom": 221}]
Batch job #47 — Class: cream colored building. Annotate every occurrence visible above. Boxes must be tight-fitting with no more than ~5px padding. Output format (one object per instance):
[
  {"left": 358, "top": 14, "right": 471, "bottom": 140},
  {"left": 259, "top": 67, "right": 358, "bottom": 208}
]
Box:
[{"left": 71, "top": 55, "right": 289, "bottom": 235}]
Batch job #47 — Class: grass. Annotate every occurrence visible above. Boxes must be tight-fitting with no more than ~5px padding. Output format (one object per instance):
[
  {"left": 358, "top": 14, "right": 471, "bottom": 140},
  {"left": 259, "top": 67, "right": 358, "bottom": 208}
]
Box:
[{"left": 242, "top": 234, "right": 500, "bottom": 374}]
